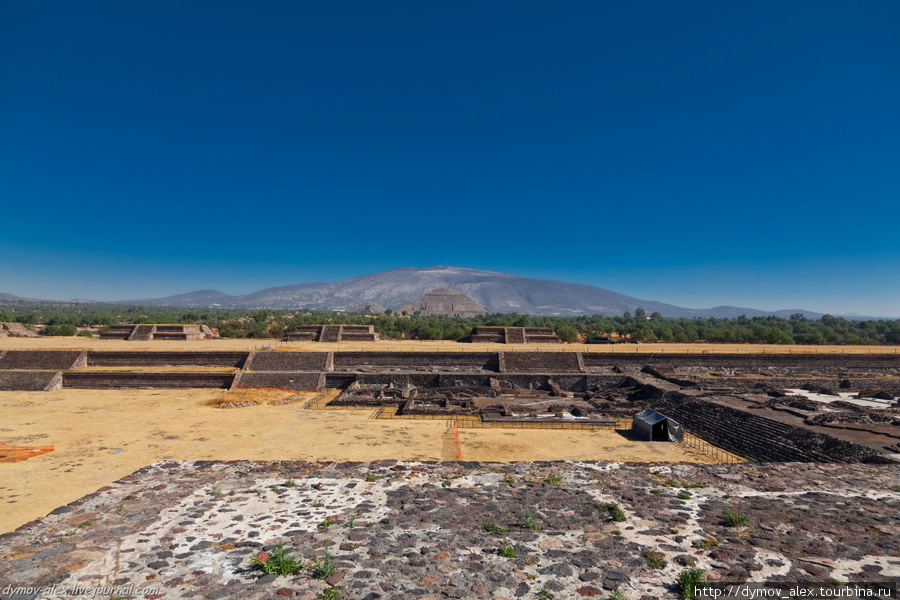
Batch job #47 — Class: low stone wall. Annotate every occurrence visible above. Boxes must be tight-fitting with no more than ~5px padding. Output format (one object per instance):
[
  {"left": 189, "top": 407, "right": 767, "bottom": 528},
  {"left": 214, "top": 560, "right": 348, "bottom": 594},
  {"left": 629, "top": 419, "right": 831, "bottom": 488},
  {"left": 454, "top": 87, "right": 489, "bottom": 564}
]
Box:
[
  {"left": 654, "top": 394, "right": 892, "bottom": 463},
  {"left": 0, "top": 350, "right": 86, "bottom": 370},
  {"left": 245, "top": 352, "right": 329, "bottom": 372},
  {"left": 87, "top": 351, "right": 248, "bottom": 367},
  {"left": 0, "top": 371, "right": 62, "bottom": 391},
  {"left": 62, "top": 372, "right": 234, "bottom": 389},
  {"left": 237, "top": 372, "right": 322, "bottom": 391}
]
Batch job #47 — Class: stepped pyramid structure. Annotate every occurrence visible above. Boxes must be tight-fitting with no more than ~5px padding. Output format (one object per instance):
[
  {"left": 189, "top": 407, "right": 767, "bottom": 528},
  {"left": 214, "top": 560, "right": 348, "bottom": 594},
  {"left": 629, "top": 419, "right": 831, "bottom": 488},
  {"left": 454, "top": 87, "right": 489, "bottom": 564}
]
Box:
[
  {"left": 348, "top": 302, "right": 387, "bottom": 315},
  {"left": 0, "top": 323, "right": 37, "bottom": 337},
  {"left": 398, "top": 288, "right": 489, "bottom": 317}
]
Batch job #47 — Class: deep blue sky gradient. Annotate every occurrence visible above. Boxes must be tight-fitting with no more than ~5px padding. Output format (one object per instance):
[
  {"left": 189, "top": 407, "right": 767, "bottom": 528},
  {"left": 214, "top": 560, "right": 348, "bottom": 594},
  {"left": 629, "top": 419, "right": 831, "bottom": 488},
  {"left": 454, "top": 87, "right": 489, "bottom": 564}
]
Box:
[{"left": 1, "top": 2, "right": 898, "bottom": 315}]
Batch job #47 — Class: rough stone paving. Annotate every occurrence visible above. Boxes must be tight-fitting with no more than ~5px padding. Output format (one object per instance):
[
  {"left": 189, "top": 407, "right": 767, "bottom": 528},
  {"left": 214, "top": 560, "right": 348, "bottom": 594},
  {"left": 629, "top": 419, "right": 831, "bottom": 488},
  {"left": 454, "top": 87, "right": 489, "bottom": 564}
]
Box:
[{"left": 1, "top": 461, "right": 898, "bottom": 600}]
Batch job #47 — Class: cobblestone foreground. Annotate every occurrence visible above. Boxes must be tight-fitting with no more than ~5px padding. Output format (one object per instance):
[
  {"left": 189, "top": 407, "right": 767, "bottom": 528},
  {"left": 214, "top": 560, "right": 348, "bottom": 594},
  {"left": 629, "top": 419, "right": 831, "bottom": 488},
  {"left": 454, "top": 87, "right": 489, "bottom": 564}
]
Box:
[{"left": 1, "top": 461, "right": 898, "bottom": 600}]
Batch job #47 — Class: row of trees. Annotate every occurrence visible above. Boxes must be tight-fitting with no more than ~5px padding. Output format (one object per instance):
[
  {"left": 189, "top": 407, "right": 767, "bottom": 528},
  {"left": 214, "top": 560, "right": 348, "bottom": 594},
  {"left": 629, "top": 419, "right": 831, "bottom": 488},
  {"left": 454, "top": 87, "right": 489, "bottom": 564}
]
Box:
[{"left": 2, "top": 301, "right": 899, "bottom": 345}]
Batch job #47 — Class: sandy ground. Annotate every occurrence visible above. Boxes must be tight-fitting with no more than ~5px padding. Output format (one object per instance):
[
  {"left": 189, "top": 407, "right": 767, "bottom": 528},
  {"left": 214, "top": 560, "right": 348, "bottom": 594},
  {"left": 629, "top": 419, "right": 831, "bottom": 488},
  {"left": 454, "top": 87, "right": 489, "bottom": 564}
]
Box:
[
  {"left": 0, "top": 388, "right": 709, "bottom": 534},
  {"left": 3, "top": 337, "right": 899, "bottom": 354}
]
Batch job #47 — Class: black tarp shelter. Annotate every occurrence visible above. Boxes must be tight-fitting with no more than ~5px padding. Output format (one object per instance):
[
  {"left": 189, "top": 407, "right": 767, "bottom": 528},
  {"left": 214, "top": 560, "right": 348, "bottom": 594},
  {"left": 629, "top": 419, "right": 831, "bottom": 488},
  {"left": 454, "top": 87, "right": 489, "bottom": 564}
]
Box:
[{"left": 632, "top": 409, "right": 683, "bottom": 442}]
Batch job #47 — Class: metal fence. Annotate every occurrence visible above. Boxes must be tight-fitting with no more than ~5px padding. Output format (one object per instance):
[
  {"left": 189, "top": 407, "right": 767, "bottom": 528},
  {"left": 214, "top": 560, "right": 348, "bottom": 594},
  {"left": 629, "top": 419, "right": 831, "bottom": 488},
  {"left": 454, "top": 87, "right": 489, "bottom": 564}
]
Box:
[{"left": 456, "top": 418, "right": 632, "bottom": 431}]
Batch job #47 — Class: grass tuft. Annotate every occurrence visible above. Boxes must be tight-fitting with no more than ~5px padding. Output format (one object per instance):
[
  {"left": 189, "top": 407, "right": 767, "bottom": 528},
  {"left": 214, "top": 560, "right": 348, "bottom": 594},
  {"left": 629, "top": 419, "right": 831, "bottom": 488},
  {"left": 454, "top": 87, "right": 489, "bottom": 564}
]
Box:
[
  {"left": 310, "top": 541, "right": 336, "bottom": 579},
  {"left": 676, "top": 562, "right": 705, "bottom": 599},
  {"left": 498, "top": 538, "right": 518, "bottom": 558},
  {"left": 723, "top": 503, "right": 748, "bottom": 527},
  {"left": 250, "top": 543, "right": 304, "bottom": 577},
  {"left": 482, "top": 521, "right": 510, "bottom": 534}
]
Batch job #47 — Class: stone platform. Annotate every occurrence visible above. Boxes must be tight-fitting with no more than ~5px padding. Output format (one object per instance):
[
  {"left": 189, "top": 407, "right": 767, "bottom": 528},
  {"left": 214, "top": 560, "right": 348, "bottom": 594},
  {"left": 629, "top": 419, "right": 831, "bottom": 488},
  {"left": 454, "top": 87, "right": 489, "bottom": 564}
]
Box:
[{"left": 1, "top": 461, "right": 898, "bottom": 600}]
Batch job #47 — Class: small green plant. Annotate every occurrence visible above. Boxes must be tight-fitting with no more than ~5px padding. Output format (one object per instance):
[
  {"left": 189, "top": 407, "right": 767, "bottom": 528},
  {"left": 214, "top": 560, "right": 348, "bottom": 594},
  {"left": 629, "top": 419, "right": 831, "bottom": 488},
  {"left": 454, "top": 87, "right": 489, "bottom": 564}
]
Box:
[
  {"left": 536, "top": 585, "right": 555, "bottom": 599},
  {"left": 483, "top": 521, "right": 510, "bottom": 534},
  {"left": 650, "top": 488, "right": 664, "bottom": 495},
  {"left": 282, "top": 477, "right": 296, "bottom": 488},
  {"left": 498, "top": 538, "right": 518, "bottom": 558},
  {"left": 676, "top": 562, "right": 705, "bottom": 600},
  {"left": 723, "top": 503, "right": 748, "bottom": 527},
  {"left": 209, "top": 486, "right": 222, "bottom": 497},
  {"left": 77, "top": 521, "right": 92, "bottom": 529},
  {"left": 228, "top": 490, "right": 236, "bottom": 497},
  {"left": 723, "top": 493, "right": 732, "bottom": 500},
  {"left": 608, "top": 589, "right": 625, "bottom": 600},
  {"left": 365, "top": 474, "right": 377, "bottom": 482},
  {"left": 310, "top": 541, "right": 336, "bottom": 579},
  {"left": 695, "top": 537, "right": 719, "bottom": 549},
  {"left": 664, "top": 478, "right": 680, "bottom": 487},
  {"left": 671, "top": 528, "right": 680, "bottom": 535},
  {"left": 318, "top": 589, "right": 341, "bottom": 600},
  {"left": 544, "top": 472, "right": 562, "bottom": 485},
  {"left": 318, "top": 518, "right": 334, "bottom": 529},
  {"left": 521, "top": 509, "right": 540, "bottom": 530},
  {"left": 645, "top": 551, "right": 667, "bottom": 570},
  {"left": 595, "top": 501, "right": 626, "bottom": 522},
  {"left": 612, "top": 529, "right": 622, "bottom": 536},
  {"left": 250, "top": 543, "right": 304, "bottom": 577},
  {"left": 501, "top": 475, "right": 516, "bottom": 484},
  {"left": 677, "top": 492, "right": 691, "bottom": 500},
  {"left": 828, "top": 578, "right": 841, "bottom": 586},
  {"left": 312, "top": 500, "right": 324, "bottom": 507},
  {"left": 345, "top": 513, "right": 358, "bottom": 528}
]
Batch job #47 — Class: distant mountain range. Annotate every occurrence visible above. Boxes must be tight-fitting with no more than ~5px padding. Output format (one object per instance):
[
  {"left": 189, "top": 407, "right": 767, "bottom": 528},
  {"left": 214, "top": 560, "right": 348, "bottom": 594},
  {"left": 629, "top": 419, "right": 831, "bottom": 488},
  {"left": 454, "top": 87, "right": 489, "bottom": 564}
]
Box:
[
  {"left": 2, "top": 265, "right": 887, "bottom": 319},
  {"left": 113, "top": 265, "right": 832, "bottom": 319}
]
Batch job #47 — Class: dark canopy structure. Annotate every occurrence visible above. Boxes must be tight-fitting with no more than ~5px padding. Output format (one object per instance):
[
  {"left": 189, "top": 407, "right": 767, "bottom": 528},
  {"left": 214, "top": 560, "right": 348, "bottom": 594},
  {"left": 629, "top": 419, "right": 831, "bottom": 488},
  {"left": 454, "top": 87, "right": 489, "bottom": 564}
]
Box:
[{"left": 632, "top": 409, "right": 683, "bottom": 442}]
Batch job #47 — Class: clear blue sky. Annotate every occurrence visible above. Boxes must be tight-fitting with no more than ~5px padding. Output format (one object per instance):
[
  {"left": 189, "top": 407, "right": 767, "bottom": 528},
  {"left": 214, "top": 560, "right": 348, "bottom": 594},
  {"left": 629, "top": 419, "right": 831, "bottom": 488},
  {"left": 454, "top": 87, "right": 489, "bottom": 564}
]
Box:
[{"left": 2, "top": 1, "right": 898, "bottom": 316}]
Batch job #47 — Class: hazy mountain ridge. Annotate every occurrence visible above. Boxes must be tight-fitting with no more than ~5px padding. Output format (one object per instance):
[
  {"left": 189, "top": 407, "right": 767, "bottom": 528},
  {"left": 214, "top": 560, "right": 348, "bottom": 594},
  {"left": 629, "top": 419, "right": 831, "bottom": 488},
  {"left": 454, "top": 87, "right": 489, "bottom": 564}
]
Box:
[{"left": 104, "top": 266, "right": 834, "bottom": 319}]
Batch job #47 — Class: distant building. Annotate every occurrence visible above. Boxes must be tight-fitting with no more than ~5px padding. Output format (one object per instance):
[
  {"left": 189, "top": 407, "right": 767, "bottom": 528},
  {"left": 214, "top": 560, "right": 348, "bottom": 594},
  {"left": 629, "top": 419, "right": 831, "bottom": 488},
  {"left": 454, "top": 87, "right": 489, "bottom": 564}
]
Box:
[{"left": 398, "top": 288, "right": 489, "bottom": 317}]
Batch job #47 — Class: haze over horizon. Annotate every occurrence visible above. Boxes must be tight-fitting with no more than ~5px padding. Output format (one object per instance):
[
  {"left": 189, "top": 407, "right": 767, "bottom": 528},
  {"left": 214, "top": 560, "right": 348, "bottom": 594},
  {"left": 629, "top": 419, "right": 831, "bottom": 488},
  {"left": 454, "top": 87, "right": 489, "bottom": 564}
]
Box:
[{"left": 2, "top": 2, "right": 898, "bottom": 317}]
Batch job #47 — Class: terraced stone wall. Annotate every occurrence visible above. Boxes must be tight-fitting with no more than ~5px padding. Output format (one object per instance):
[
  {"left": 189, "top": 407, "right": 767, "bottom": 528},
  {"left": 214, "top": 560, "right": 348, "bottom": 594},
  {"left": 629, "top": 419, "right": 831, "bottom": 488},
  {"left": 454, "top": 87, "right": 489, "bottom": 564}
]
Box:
[
  {"left": 0, "top": 371, "right": 62, "bottom": 391},
  {"left": 87, "top": 352, "right": 248, "bottom": 367},
  {"left": 333, "top": 352, "right": 500, "bottom": 371},
  {"left": 63, "top": 372, "right": 235, "bottom": 389},
  {"left": 245, "top": 352, "right": 329, "bottom": 372},
  {"left": 654, "top": 394, "right": 893, "bottom": 463},
  {"left": 237, "top": 372, "right": 322, "bottom": 391},
  {"left": 503, "top": 352, "right": 581, "bottom": 372},
  {"left": 0, "top": 350, "right": 86, "bottom": 370}
]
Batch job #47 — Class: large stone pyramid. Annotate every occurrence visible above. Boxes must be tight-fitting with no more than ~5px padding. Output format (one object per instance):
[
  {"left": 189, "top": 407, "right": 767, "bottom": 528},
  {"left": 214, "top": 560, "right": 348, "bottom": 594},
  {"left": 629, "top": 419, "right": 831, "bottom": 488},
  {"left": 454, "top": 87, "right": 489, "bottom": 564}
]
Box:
[{"left": 398, "top": 288, "right": 489, "bottom": 317}]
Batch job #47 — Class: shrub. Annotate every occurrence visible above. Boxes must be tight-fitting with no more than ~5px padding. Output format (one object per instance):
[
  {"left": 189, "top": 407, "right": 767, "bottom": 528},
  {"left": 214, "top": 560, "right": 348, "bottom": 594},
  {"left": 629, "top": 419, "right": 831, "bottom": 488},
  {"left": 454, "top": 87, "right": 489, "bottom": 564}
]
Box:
[
  {"left": 39, "top": 324, "right": 77, "bottom": 336},
  {"left": 595, "top": 501, "right": 626, "bottom": 522},
  {"left": 76, "top": 329, "right": 94, "bottom": 337}
]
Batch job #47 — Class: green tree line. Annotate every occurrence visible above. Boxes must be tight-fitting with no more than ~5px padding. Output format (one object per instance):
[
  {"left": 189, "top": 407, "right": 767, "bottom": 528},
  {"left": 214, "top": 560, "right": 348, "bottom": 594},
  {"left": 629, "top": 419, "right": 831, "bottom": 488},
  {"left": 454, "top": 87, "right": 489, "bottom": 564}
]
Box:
[{"left": 2, "top": 301, "right": 899, "bottom": 345}]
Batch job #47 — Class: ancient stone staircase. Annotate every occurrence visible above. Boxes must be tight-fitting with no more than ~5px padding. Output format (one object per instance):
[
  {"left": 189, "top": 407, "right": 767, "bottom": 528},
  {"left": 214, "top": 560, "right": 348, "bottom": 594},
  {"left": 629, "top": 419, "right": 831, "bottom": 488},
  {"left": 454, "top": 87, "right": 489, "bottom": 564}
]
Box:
[{"left": 319, "top": 325, "right": 342, "bottom": 343}]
